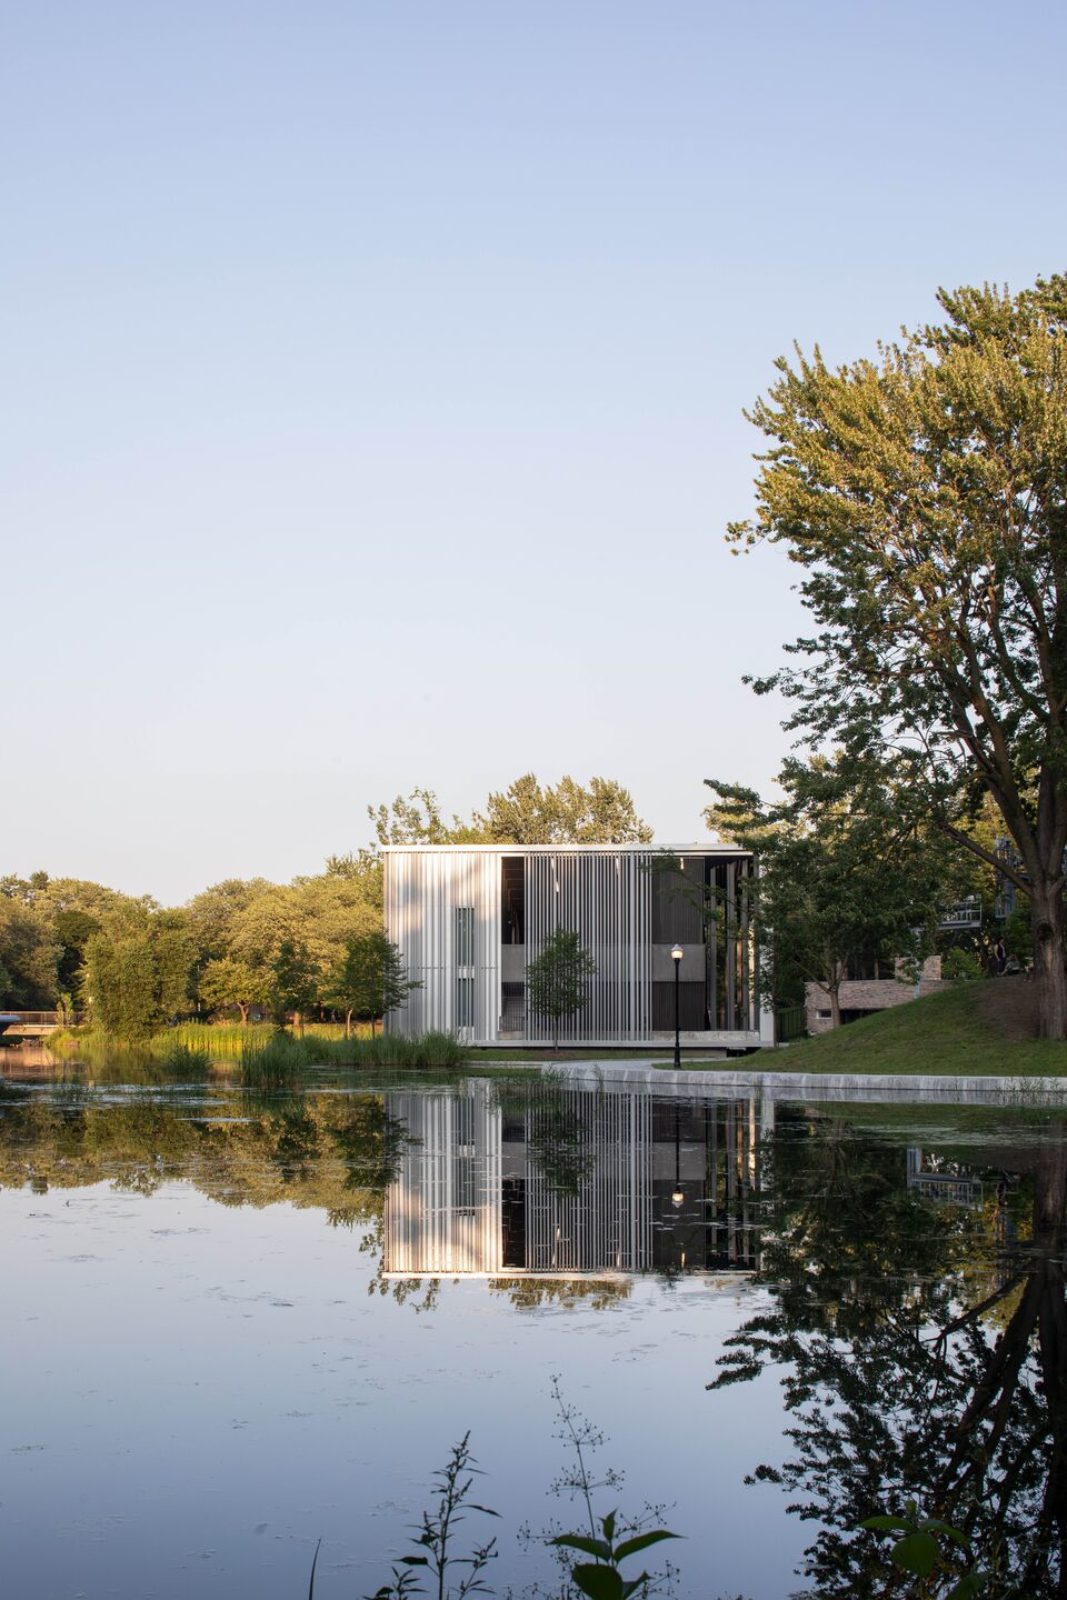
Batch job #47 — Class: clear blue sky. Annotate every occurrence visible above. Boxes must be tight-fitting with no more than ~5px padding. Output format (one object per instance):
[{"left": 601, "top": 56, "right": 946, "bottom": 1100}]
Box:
[{"left": 4, "top": 1, "right": 1065, "bottom": 903}]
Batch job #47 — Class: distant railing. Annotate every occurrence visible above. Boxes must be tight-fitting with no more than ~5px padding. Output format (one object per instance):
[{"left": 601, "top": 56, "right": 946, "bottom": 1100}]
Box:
[
  {"left": 775, "top": 1004, "right": 808, "bottom": 1043},
  {"left": 0, "top": 1010, "right": 87, "bottom": 1028},
  {"left": 939, "top": 896, "right": 983, "bottom": 931}
]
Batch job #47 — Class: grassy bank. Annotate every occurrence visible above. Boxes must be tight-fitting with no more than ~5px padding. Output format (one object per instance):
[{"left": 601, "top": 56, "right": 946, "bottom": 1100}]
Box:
[{"left": 770, "top": 981, "right": 1067, "bottom": 1077}]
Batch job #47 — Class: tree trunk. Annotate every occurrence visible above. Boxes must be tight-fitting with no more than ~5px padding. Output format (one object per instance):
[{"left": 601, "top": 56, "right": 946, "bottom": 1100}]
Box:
[
  {"left": 345, "top": 1008, "right": 353, "bottom": 1040},
  {"left": 237, "top": 1003, "right": 250, "bottom": 1026},
  {"left": 827, "top": 968, "right": 843, "bottom": 1029},
  {"left": 1031, "top": 880, "right": 1067, "bottom": 1040}
]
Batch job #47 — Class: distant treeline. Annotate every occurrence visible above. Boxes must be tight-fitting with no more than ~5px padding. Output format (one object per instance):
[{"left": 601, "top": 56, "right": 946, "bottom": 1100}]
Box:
[{"left": 0, "top": 774, "right": 651, "bottom": 1041}]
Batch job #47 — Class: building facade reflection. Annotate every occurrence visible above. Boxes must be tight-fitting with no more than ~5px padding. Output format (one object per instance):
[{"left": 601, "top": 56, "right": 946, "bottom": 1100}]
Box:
[{"left": 383, "top": 1082, "right": 772, "bottom": 1279}]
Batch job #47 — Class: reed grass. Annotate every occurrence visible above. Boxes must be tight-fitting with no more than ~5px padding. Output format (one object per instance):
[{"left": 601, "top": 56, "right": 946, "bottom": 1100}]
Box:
[{"left": 239, "top": 1028, "right": 467, "bottom": 1086}]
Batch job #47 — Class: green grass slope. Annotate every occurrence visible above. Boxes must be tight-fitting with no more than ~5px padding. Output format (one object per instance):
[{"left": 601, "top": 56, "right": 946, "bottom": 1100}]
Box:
[{"left": 777, "top": 981, "right": 1067, "bottom": 1076}]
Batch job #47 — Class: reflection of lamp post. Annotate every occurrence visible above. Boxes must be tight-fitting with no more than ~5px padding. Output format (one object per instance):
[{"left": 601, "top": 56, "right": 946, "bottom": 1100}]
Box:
[
  {"left": 672, "top": 1103, "right": 685, "bottom": 1209},
  {"left": 671, "top": 944, "right": 683, "bottom": 1068}
]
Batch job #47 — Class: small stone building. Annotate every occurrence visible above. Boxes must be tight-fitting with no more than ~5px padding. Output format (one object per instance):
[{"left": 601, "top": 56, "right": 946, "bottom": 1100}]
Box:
[{"left": 805, "top": 955, "right": 949, "bottom": 1035}]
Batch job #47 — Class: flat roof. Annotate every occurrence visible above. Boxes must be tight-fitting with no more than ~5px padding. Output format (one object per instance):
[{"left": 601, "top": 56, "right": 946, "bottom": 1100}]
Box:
[{"left": 381, "top": 842, "right": 750, "bottom": 855}]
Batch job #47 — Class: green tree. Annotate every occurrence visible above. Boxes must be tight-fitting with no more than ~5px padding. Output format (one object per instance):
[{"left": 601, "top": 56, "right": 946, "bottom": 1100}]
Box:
[
  {"left": 226, "top": 874, "right": 379, "bottom": 1011},
  {"left": 268, "top": 939, "right": 320, "bottom": 1032},
  {"left": 0, "top": 897, "right": 57, "bottom": 1007},
  {"left": 706, "top": 756, "right": 960, "bottom": 1027},
  {"left": 82, "top": 918, "right": 194, "bottom": 1043},
  {"left": 472, "top": 773, "right": 652, "bottom": 844},
  {"left": 731, "top": 275, "right": 1067, "bottom": 1037},
  {"left": 369, "top": 776, "right": 652, "bottom": 848},
  {"left": 198, "top": 955, "right": 268, "bottom": 1024},
  {"left": 526, "top": 929, "right": 597, "bottom": 1050},
  {"left": 368, "top": 787, "right": 476, "bottom": 846},
  {"left": 326, "top": 931, "right": 418, "bottom": 1036}
]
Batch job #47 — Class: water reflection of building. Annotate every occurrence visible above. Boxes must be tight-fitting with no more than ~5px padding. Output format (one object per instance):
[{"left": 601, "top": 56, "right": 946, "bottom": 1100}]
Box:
[
  {"left": 384, "top": 1083, "right": 771, "bottom": 1279},
  {"left": 906, "top": 1148, "right": 985, "bottom": 1207}
]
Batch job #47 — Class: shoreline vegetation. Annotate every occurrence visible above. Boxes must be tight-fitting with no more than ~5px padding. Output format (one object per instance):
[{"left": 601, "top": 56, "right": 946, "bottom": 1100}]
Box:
[
  {"left": 14, "top": 977, "right": 1065, "bottom": 1086},
  {"left": 39, "top": 1022, "right": 472, "bottom": 1085}
]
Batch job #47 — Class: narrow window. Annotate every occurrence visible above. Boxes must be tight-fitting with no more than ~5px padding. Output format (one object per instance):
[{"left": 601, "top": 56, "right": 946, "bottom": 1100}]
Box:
[{"left": 455, "top": 906, "right": 474, "bottom": 967}]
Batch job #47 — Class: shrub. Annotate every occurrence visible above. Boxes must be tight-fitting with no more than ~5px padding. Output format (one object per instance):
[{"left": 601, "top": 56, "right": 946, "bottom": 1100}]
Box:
[{"left": 942, "top": 948, "right": 983, "bottom": 982}]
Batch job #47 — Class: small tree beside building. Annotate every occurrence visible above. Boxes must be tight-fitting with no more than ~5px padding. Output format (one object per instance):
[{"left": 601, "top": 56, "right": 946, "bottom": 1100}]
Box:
[
  {"left": 327, "top": 931, "right": 419, "bottom": 1036},
  {"left": 526, "top": 929, "right": 597, "bottom": 1050}
]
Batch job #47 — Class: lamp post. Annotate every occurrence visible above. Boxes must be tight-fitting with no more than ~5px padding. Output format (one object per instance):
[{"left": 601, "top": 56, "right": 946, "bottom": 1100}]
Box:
[{"left": 671, "top": 943, "right": 683, "bottom": 1068}]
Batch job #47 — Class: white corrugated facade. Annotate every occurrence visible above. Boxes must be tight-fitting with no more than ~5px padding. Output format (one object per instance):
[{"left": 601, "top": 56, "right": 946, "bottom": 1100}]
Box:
[{"left": 384, "top": 843, "right": 772, "bottom": 1048}]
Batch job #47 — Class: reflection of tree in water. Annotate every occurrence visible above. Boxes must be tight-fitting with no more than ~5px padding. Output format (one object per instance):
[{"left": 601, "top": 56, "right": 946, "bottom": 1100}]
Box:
[
  {"left": 709, "top": 1112, "right": 1067, "bottom": 1597},
  {"left": 487, "top": 1276, "right": 631, "bottom": 1311},
  {"left": 510, "top": 1081, "right": 598, "bottom": 1199},
  {"left": 0, "top": 1089, "right": 409, "bottom": 1224}
]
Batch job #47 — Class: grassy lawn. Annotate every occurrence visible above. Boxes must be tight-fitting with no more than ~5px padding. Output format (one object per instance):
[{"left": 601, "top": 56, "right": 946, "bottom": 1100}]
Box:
[{"left": 766, "top": 981, "right": 1067, "bottom": 1077}]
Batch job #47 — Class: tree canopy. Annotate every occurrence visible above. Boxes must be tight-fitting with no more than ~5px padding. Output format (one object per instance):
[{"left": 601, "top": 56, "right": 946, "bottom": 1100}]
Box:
[
  {"left": 370, "top": 774, "right": 651, "bottom": 847},
  {"left": 732, "top": 276, "right": 1067, "bottom": 1036},
  {"left": 706, "top": 755, "right": 965, "bottom": 1023}
]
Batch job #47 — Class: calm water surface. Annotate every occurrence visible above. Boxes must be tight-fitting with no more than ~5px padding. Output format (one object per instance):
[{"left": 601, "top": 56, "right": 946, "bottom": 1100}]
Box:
[{"left": 2, "top": 1058, "right": 1065, "bottom": 1599}]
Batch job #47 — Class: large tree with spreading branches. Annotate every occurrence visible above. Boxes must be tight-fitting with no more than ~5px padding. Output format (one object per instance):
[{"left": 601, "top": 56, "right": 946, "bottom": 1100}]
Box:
[{"left": 732, "top": 275, "right": 1067, "bottom": 1036}]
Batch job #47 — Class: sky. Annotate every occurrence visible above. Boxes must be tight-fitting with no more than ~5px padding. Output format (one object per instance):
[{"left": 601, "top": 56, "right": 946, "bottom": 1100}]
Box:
[{"left": 4, "top": 0, "right": 1066, "bottom": 905}]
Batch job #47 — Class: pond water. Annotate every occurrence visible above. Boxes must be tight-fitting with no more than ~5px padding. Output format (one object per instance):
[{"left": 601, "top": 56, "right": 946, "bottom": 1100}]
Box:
[{"left": 2, "top": 1059, "right": 1066, "bottom": 1599}]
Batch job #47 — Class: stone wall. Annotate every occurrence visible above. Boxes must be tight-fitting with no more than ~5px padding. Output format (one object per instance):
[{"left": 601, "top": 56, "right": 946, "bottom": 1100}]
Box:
[{"left": 805, "top": 956, "right": 950, "bottom": 1036}]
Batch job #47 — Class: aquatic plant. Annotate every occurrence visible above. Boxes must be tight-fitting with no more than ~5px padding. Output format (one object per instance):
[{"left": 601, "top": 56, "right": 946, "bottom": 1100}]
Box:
[
  {"left": 239, "top": 1029, "right": 468, "bottom": 1084},
  {"left": 154, "top": 1041, "right": 213, "bottom": 1075},
  {"left": 364, "top": 1433, "right": 499, "bottom": 1600},
  {"left": 318, "top": 1383, "right": 681, "bottom": 1600}
]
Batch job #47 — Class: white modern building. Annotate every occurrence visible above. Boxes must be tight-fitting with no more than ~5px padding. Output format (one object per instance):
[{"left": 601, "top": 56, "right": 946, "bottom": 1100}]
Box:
[{"left": 383, "top": 843, "right": 773, "bottom": 1050}]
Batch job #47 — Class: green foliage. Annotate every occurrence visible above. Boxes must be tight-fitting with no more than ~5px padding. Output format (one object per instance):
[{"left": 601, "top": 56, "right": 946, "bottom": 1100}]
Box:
[
  {"left": 472, "top": 774, "right": 652, "bottom": 845},
  {"left": 365, "top": 1433, "right": 499, "bottom": 1600},
  {"left": 943, "top": 948, "right": 983, "bottom": 982},
  {"left": 154, "top": 1041, "right": 213, "bottom": 1075},
  {"left": 731, "top": 274, "right": 1067, "bottom": 1034},
  {"left": 370, "top": 775, "right": 651, "bottom": 847},
  {"left": 240, "top": 1029, "right": 467, "bottom": 1084},
  {"left": 0, "top": 895, "right": 58, "bottom": 1007},
  {"left": 777, "top": 982, "right": 1067, "bottom": 1075},
  {"left": 553, "top": 1513, "right": 679, "bottom": 1600},
  {"left": 361, "top": 1383, "right": 680, "bottom": 1600},
  {"left": 197, "top": 954, "right": 269, "bottom": 1023},
  {"left": 269, "top": 940, "right": 320, "bottom": 1028},
  {"left": 526, "top": 929, "right": 597, "bottom": 1048},
  {"left": 706, "top": 755, "right": 957, "bottom": 1020},
  {"left": 83, "top": 920, "right": 195, "bottom": 1044},
  {"left": 1003, "top": 906, "right": 1033, "bottom": 962},
  {"left": 861, "top": 1502, "right": 987, "bottom": 1598},
  {"left": 241, "top": 1028, "right": 309, "bottom": 1088},
  {"left": 326, "top": 931, "right": 419, "bottom": 1031}
]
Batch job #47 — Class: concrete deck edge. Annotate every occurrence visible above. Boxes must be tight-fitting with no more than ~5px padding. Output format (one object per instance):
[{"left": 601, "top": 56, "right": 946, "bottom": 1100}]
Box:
[{"left": 537, "top": 1060, "right": 1067, "bottom": 1104}]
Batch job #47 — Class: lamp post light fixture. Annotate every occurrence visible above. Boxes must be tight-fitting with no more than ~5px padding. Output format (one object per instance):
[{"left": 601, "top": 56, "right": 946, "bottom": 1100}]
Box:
[{"left": 671, "top": 943, "right": 683, "bottom": 1068}]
